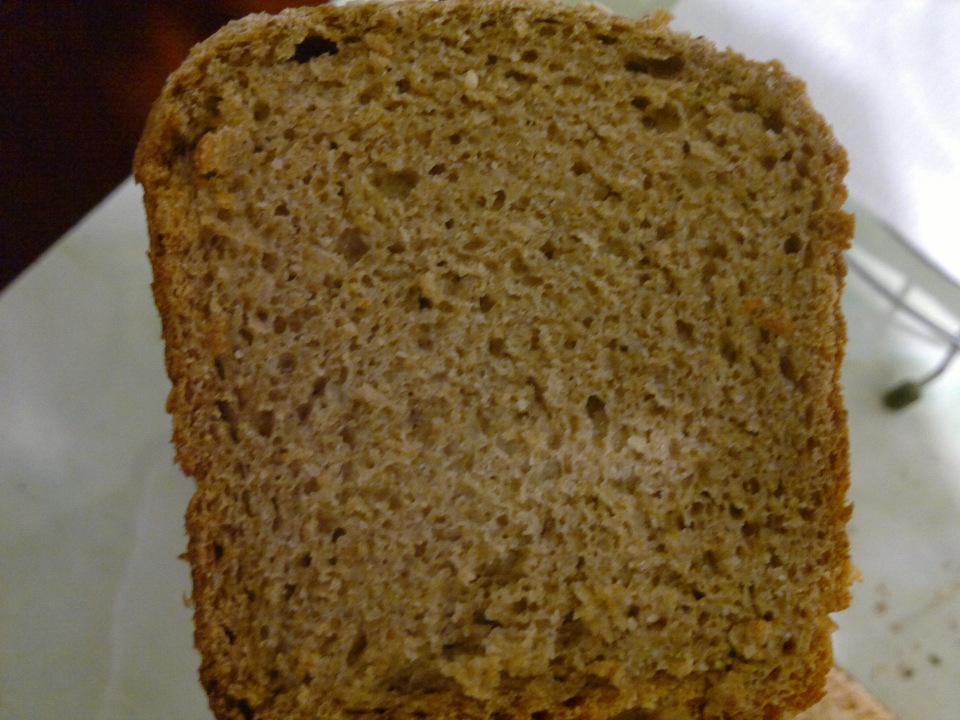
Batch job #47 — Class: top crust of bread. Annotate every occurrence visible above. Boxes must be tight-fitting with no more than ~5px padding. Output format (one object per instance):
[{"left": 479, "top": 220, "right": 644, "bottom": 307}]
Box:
[{"left": 135, "top": 2, "right": 854, "bottom": 719}]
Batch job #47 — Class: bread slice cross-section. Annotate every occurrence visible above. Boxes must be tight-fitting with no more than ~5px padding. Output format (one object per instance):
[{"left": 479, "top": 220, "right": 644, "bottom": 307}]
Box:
[{"left": 135, "top": 2, "right": 855, "bottom": 718}]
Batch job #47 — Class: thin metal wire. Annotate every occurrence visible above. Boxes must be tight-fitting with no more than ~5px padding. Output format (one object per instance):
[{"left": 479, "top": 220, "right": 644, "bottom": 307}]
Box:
[
  {"left": 846, "top": 250, "right": 960, "bottom": 408},
  {"left": 846, "top": 253, "right": 960, "bottom": 351},
  {"left": 917, "top": 344, "right": 959, "bottom": 387}
]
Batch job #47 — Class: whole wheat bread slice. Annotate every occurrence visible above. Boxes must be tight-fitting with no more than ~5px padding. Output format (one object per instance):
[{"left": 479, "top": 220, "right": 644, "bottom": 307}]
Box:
[{"left": 135, "top": 1, "right": 855, "bottom": 718}]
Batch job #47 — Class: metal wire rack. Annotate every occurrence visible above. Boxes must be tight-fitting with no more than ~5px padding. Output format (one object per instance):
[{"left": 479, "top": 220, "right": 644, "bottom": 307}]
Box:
[{"left": 845, "top": 202, "right": 960, "bottom": 409}]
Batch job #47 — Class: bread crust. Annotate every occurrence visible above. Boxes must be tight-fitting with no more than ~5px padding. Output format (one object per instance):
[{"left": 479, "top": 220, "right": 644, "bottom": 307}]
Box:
[{"left": 135, "top": 2, "right": 854, "bottom": 719}]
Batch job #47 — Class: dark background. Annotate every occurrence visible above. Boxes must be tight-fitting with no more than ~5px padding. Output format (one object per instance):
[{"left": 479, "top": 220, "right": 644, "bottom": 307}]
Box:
[{"left": 0, "top": 0, "right": 331, "bottom": 292}]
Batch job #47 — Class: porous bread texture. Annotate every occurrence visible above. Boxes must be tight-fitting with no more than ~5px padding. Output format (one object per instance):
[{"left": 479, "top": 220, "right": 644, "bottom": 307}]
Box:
[
  {"left": 794, "top": 669, "right": 895, "bottom": 720},
  {"left": 134, "top": 1, "right": 855, "bottom": 719}
]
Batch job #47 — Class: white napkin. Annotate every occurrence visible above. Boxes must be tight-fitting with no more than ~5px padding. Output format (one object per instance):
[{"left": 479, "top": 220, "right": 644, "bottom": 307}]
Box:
[{"left": 672, "top": 0, "right": 960, "bottom": 286}]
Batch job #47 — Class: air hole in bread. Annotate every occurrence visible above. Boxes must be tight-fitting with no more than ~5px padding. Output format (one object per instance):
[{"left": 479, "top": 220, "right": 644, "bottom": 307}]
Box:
[
  {"left": 719, "top": 336, "right": 737, "bottom": 365},
  {"left": 334, "top": 229, "right": 370, "bottom": 265},
  {"left": 204, "top": 94, "right": 222, "bottom": 117},
  {"left": 253, "top": 100, "right": 270, "bottom": 122},
  {"left": 234, "top": 698, "right": 255, "bottom": 720},
  {"left": 260, "top": 252, "right": 278, "bottom": 272},
  {"left": 521, "top": 49, "right": 539, "bottom": 62},
  {"left": 346, "top": 630, "right": 368, "bottom": 665},
  {"left": 292, "top": 34, "right": 339, "bottom": 63},
  {"left": 509, "top": 194, "right": 531, "bottom": 212},
  {"left": 763, "top": 109, "right": 785, "bottom": 134},
  {"left": 705, "top": 240, "right": 728, "bottom": 260},
  {"left": 779, "top": 354, "right": 797, "bottom": 385},
  {"left": 537, "top": 24, "right": 557, "bottom": 38},
  {"left": 585, "top": 395, "right": 608, "bottom": 438},
  {"left": 641, "top": 103, "right": 681, "bottom": 133},
  {"left": 477, "top": 295, "right": 494, "bottom": 313},
  {"left": 594, "top": 183, "right": 617, "bottom": 202},
  {"left": 370, "top": 166, "right": 420, "bottom": 200},
  {"left": 624, "top": 53, "right": 684, "bottom": 78},
  {"left": 488, "top": 338, "right": 507, "bottom": 356},
  {"left": 256, "top": 410, "right": 274, "bottom": 438},
  {"left": 783, "top": 234, "right": 803, "bottom": 254},
  {"left": 675, "top": 319, "right": 694, "bottom": 343},
  {"left": 700, "top": 260, "right": 718, "bottom": 286},
  {"left": 505, "top": 69, "right": 537, "bottom": 85},
  {"left": 217, "top": 400, "right": 240, "bottom": 442},
  {"left": 289, "top": 306, "right": 308, "bottom": 331},
  {"left": 529, "top": 324, "right": 543, "bottom": 349},
  {"left": 655, "top": 222, "right": 677, "bottom": 243},
  {"left": 304, "top": 378, "right": 326, "bottom": 407},
  {"left": 358, "top": 84, "right": 383, "bottom": 106},
  {"left": 277, "top": 352, "right": 295, "bottom": 374},
  {"left": 443, "top": 639, "right": 483, "bottom": 660}
]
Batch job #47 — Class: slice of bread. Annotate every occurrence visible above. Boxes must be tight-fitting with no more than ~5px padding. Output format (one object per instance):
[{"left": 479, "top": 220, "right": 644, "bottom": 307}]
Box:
[
  {"left": 135, "top": 1, "right": 855, "bottom": 718},
  {"left": 796, "top": 669, "right": 895, "bottom": 720}
]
